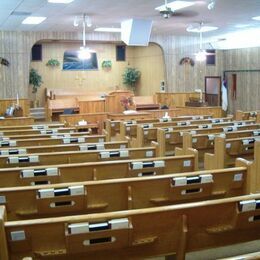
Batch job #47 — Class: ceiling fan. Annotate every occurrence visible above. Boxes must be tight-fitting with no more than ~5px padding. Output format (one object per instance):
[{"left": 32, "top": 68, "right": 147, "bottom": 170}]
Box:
[
  {"left": 159, "top": 0, "right": 174, "bottom": 19},
  {"left": 157, "top": 0, "right": 196, "bottom": 19}
]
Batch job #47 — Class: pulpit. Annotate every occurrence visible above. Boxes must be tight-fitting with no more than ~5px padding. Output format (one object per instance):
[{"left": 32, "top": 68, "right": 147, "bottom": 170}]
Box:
[{"left": 105, "top": 90, "right": 133, "bottom": 113}]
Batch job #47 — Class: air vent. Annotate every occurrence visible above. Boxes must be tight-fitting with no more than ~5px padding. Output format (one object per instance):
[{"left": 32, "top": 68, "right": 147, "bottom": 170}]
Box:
[{"left": 11, "top": 11, "right": 32, "bottom": 16}]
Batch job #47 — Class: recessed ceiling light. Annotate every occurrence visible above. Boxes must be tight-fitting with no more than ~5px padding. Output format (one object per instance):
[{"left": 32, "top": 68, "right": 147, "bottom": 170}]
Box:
[
  {"left": 47, "top": 0, "right": 74, "bottom": 3},
  {"left": 187, "top": 25, "right": 218, "bottom": 33},
  {"left": 94, "top": 27, "right": 121, "bottom": 32},
  {"left": 252, "top": 16, "right": 260, "bottom": 21},
  {"left": 155, "top": 1, "right": 194, "bottom": 12},
  {"left": 22, "top": 16, "right": 46, "bottom": 25}
]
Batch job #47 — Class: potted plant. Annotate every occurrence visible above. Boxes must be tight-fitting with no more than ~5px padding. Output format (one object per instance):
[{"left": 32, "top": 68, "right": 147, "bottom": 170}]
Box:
[
  {"left": 29, "top": 68, "right": 43, "bottom": 107},
  {"left": 101, "top": 60, "right": 112, "bottom": 70},
  {"left": 29, "top": 68, "right": 43, "bottom": 93},
  {"left": 122, "top": 67, "right": 141, "bottom": 92},
  {"left": 46, "top": 58, "right": 60, "bottom": 67}
]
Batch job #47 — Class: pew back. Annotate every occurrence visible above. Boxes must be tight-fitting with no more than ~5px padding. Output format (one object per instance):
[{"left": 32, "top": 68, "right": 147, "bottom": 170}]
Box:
[
  {"left": 0, "top": 155, "right": 197, "bottom": 187},
  {"left": 0, "top": 162, "right": 248, "bottom": 221},
  {"left": 2, "top": 193, "right": 260, "bottom": 259}
]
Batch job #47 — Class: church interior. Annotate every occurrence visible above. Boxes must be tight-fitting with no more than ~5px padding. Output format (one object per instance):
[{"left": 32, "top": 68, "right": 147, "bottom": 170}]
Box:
[{"left": 0, "top": 0, "right": 260, "bottom": 259}]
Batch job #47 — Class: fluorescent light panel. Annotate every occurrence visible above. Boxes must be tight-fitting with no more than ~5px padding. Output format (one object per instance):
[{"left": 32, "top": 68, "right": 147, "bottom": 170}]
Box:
[
  {"left": 95, "top": 27, "right": 121, "bottom": 32},
  {"left": 252, "top": 16, "right": 260, "bottom": 21},
  {"left": 155, "top": 1, "right": 194, "bottom": 11},
  {"left": 22, "top": 16, "right": 46, "bottom": 25},
  {"left": 187, "top": 25, "right": 218, "bottom": 33},
  {"left": 48, "top": 0, "right": 74, "bottom": 3}
]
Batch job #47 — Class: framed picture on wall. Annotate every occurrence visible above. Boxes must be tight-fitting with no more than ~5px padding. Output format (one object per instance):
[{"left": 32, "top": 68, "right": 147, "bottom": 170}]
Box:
[{"left": 63, "top": 50, "right": 98, "bottom": 70}]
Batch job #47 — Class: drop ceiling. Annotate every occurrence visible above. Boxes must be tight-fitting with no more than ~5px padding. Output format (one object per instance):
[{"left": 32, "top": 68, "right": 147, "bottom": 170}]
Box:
[{"left": 0, "top": 0, "right": 260, "bottom": 39}]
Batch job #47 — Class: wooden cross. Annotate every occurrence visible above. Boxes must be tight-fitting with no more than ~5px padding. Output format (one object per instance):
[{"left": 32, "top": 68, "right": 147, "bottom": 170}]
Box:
[{"left": 75, "top": 75, "right": 86, "bottom": 86}]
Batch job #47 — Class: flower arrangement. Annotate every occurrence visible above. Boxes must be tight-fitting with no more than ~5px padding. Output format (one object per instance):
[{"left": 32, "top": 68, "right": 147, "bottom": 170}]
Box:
[
  {"left": 120, "top": 96, "right": 133, "bottom": 110},
  {"left": 179, "top": 57, "right": 195, "bottom": 66}
]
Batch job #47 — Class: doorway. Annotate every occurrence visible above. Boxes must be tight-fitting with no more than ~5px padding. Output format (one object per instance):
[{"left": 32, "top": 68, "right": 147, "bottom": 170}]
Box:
[{"left": 205, "top": 76, "right": 221, "bottom": 106}]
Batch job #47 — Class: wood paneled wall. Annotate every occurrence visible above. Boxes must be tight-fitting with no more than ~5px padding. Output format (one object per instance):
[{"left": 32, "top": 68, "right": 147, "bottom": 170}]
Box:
[
  {"left": 30, "top": 41, "right": 164, "bottom": 106},
  {"left": 223, "top": 47, "right": 260, "bottom": 113},
  {"left": 129, "top": 43, "right": 165, "bottom": 96},
  {"left": 31, "top": 42, "right": 131, "bottom": 106},
  {"left": 0, "top": 30, "right": 259, "bottom": 113},
  {"left": 151, "top": 34, "right": 224, "bottom": 94},
  {"left": 0, "top": 31, "right": 121, "bottom": 100}
]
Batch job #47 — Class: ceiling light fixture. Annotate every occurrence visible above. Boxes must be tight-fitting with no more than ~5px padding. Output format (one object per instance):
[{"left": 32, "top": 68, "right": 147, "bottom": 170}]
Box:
[
  {"left": 155, "top": 1, "right": 194, "bottom": 12},
  {"left": 207, "top": 0, "right": 216, "bottom": 10},
  {"left": 252, "top": 16, "right": 260, "bottom": 21},
  {"left": 195, "top": 23, "right": 207, "bottom": 62},
  {"left": 22, "top": 16, "right": 46, "bottom": 25},
  {"left": 77, "top": 14, "right": 94, "bottom": 60},
  {"left": 95, "top": 27, "right": 121, "bottom": 33},
  {"left": 73, "top": 16, "right": 79, "bottom": 27},
  {"left": 186, "top": 25, "right": 218, "bottom": 33},
  {"left": 48, "top": 0, "right": 74, "bottom": 3},
  {"left": 86, "top": 16, "right": 92, "bottom": 27}
]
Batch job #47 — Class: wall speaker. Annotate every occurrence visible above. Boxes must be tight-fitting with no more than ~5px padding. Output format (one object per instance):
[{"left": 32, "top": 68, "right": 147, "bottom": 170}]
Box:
[
  {"left": 206, "top": 49, "right": 216, "bottom": 65},
  {"left": 116, "top": 45, "right": 126, "bottom": 61},
  {"left": 121, "top": 19, "right": 153, "bottom": 46},
  {"left": 31, "top": 44, "right": 42, "bottom": 61}
]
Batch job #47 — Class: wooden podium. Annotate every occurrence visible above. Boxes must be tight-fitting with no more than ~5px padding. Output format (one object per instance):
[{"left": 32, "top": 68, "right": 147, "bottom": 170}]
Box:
[{"left": 105, "top": 90, "right": 133, "bottom": 113}]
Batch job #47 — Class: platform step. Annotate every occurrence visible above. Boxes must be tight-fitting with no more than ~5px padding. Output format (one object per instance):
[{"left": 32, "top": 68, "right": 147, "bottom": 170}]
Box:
[{"left": 30, "top": 107, "right": 45, "bottom": 120}]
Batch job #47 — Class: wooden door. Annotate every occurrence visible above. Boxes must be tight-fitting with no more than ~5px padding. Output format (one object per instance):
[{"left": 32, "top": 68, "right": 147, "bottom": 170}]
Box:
[{"left": 205, "top": 76, "right": 221, "bottom": 106}]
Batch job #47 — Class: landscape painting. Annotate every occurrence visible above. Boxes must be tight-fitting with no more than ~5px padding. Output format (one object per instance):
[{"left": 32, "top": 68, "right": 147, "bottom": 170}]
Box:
[{"left": 63, "top": 50, "right": 98, "bottom": 70}]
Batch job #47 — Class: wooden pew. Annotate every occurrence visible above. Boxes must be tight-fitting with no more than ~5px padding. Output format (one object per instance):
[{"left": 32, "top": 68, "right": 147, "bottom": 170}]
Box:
[
  {"left": 46, "top": 98, "right": 79, "bottom": 121},
  {"left": 2, "top": 193, "right": 260, "bottom": 259},
  {"left": 0, "top": 160, "right": 249, "bottom": 221},
  {"left": 132, "top": 95, "right": 160, "bottom": 110},
  {"left": 0, "top": 127, "right": 77, "bottom": 137},
  {"left": 172, "top": 129, "right": 260, "bottom": 162},
  {"left": 0, "top": 123, "right": 65, "bottom": 131},
  {"left": 246, "top": 141, "right": 260, "bottom": 193},
  {"left": 0, "top": 146, "right": 159, "bottom": 168},
  {"left": 134, "top": 121, "right": 257, "bottom": 150},
  {"left": 0, "top": 155, "right": 197, "bottom": 187},
  {"left": 235, "top": 110, "right": 259, "bottom": 121},
  {"left": 120, "top": 117, "right": 235, "bottom": 144},
  {"left": 204, "top": 136, "right": 260, "bottom": 170},
  {"left": 0, "top": 117, "right": 34, "bottom": 126},
  {"left": 0, "top": 135, "right": 108, "bottom": 148},
  {"left": 0, "top": 141, "right": 129, "bottom": 155},
  {"left": 0, "top": 131, "right": 93, "bottom": 141},
  {"left": 157, "top": 125, "right": 260, "bottom": 156},
  {"left": 105, "top": 115, "right": 213, "bottom": 141},
  {"left": 60, "top": 113, "right": 107, "bottom": 134}
]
